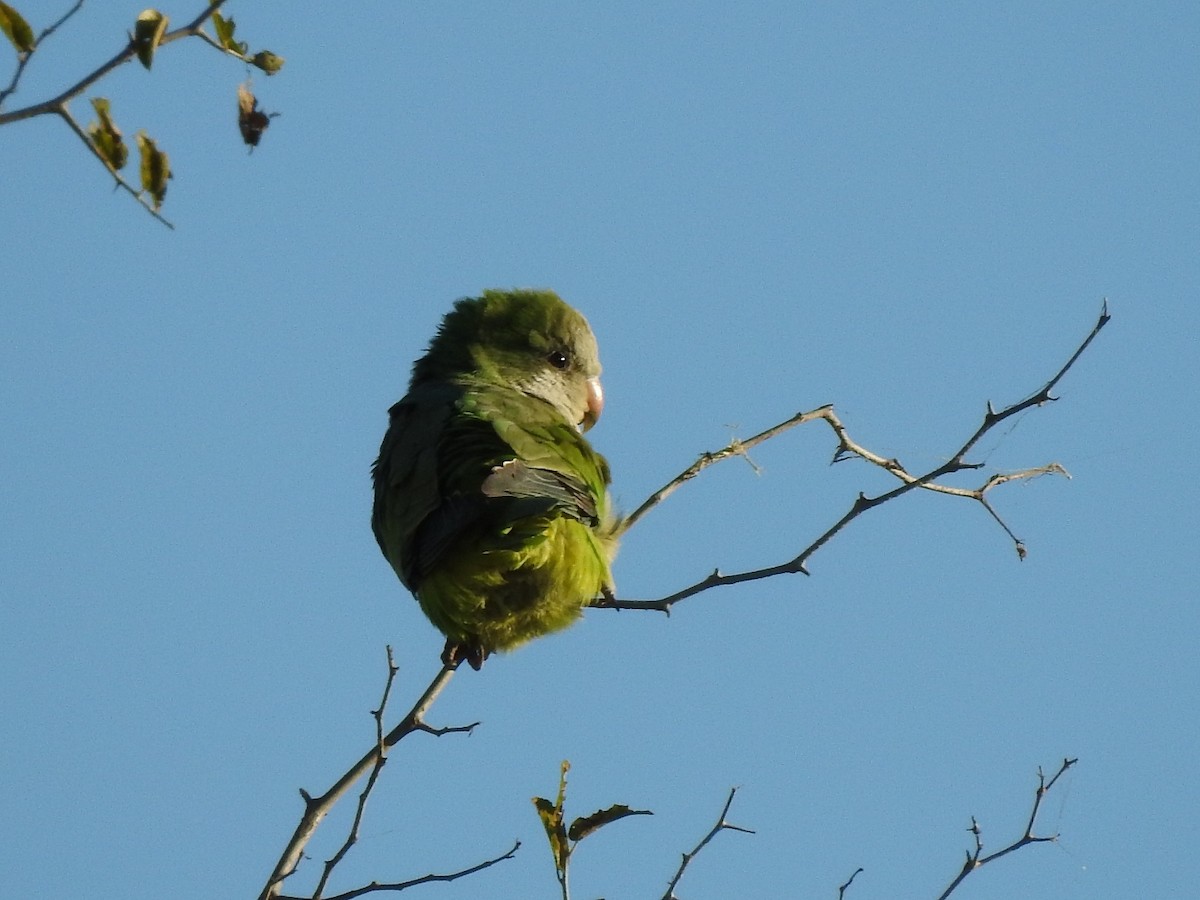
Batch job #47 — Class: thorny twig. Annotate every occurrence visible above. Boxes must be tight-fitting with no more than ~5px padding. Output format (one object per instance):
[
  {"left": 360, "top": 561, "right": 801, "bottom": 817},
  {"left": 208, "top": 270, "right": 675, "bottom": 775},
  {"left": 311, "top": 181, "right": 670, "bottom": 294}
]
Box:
[
  {"left": 258, "top": 659, "right": 477, "bottom": 900},
  {"left": 600, "top": 303, "right": 1109, "bottom": 612},
  {"left": 309, "top": 647, "right": 400, "bottom": 899},
  {"left": 936, "top": 758, "right": 1078, "bottom": 899},
  {"left": 661, "top": 787, "right": 754, "bottom": 900},
  {"left": 273, "top": 839, "right": 520, "bottom": 900}
]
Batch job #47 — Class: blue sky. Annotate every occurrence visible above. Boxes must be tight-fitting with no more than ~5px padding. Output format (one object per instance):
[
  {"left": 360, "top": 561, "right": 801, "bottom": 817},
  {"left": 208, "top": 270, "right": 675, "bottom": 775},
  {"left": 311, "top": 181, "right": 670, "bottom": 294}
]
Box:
[{"left": 2, "top": 2, "right": 1196, "bottom": 898}]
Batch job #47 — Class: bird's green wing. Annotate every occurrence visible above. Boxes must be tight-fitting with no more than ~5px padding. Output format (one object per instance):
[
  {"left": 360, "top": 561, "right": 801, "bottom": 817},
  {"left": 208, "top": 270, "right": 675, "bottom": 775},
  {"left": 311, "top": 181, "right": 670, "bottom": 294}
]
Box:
[
  {"left": 461, "top": 385, "right": 610, "bottom": 524},
  {"left": 371, "top": 382, "right": 462, "bottom": 589},
  {"left": 372, "top": 382, "right": 611, "bottom": 591}
]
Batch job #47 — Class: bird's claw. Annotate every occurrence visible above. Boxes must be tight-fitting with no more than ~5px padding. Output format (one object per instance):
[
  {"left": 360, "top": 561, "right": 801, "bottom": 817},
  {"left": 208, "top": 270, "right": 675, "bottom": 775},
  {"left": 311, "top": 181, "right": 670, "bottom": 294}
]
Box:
[{"left": 442, "top": 639, "right": 489, "bottom": 671}]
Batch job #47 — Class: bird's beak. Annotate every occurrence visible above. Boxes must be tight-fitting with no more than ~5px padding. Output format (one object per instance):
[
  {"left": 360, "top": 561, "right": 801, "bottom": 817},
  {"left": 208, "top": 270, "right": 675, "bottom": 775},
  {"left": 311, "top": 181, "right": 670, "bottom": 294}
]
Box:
[{"left": 581, "top": 376, "right": 604, "bottom": 432}]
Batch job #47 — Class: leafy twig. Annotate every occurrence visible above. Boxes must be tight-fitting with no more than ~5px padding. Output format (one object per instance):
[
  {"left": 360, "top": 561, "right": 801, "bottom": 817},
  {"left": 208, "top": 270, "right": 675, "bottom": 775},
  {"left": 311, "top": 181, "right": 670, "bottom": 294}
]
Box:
[
  {"left": 600, "top": 303, "right": 1109, "bottom": 613},
  {"left": 1, "top": 1, "right": 282, "bottom": 224},
  {"left": 0, "top": 0, "right": 83, "bottom": 108},
  {"left": 0, "top": 2, "right": 233, "bottom": 125},
  {"left": 53, "top": 101, "right": 175, "bottom": 226},
  {"left": 532, "top": 761, "right": 654, "bottom": 900}
]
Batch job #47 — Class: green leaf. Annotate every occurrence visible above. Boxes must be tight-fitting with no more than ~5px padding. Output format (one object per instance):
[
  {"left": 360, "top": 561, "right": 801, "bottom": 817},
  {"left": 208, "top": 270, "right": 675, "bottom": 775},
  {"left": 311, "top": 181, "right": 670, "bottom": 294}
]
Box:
[
  {"left": 133, "top": 9, "right": 168, "bottom": 70},
  {"left": 211, "top": 11, "right": 247, "bottom": 55},
  {"left": 0, "top": 2, "right": 35, "bottom": 54},
  {"left": 136, "top": 131, "right": 170, "bottom": 211},
  {"left": 531, "top": 760, "right": 571, "bottom": 876},
  {"left": 87, "top": 97, "right": 128, "bottom": 171},
  {"left": 532, "top": 797, "right": 568, "bottom": 875},
  {"left": 568, "top": 804, "right": 654, "bottom": 842},
  {"left": 250, "top": 50, "right": 284, "bottom": 75}
]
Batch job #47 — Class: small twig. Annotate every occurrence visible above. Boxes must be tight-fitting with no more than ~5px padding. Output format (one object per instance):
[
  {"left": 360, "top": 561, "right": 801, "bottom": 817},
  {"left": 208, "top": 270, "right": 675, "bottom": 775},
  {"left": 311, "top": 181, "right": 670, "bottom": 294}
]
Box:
[
  {"left": 661, "top": 787, "right": 754, "bottom": 900},
  {"left": 0, "top": 0, "right": 86, "bottom": 110},
  {"left": 259, "top": 660, "right": 468, "bottom": 900},
  {"left": 0, "top": 1, "right": 232, "bottom": 125},
  {"left": 53, "top": 102, "right": 175, "bottom": 227},
  {"left": 617, "top": 408, "right": 826, "bottom": 537},
  {"left": 598, "top": 304, "right": 1109, "bottom": 612},
  {"left": 0, "top": 1, "right": 249, "bottom": 226},
  {"left": 936, "top": 758, "right": 1078, "bottom": 900},
  {"left": 557, "top": 848, "right": 570, "bottom": 900},
  {"left": 273, "top": 840, "right": 520, "bottom": 900},
  {"left": 837, "top": 867, "right": 863, "bottom": 899},
  {"left": 310, "top": 648, "right": 402, "bottom": 899}
]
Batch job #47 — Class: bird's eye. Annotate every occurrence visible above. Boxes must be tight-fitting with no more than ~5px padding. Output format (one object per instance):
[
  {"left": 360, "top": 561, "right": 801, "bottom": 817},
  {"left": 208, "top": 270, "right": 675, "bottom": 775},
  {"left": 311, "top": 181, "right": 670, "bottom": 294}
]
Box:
[{"left": 547, "top": 350, "right": 570, "bottom": 370}]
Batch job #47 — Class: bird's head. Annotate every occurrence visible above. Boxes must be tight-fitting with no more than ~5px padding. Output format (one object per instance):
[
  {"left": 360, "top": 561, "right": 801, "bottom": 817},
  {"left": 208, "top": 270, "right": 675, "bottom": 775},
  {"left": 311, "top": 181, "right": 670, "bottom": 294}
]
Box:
[{"left": 413, "top": 289, "right": 604, "bottom": 431}]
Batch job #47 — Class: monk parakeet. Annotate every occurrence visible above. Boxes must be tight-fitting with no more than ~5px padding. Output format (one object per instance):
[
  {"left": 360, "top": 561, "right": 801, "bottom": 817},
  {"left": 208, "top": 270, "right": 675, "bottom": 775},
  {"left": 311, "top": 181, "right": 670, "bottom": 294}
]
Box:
[{"left": 372, "top": 289, "right": 617, "bottom": 670}]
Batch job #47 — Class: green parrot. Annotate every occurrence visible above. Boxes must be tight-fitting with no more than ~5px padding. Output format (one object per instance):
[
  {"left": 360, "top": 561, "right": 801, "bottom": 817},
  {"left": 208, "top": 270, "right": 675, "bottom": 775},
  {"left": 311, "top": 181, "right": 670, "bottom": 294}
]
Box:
[{"left": 371, "top": 289, "right": 617, "bottom": 670}]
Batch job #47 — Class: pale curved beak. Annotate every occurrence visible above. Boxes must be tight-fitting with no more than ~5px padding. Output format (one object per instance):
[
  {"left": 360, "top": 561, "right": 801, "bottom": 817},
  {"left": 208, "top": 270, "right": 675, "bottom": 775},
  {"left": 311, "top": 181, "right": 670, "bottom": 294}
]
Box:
[{"left": 581, "top": 376, "right": 604, "bottom": 431}]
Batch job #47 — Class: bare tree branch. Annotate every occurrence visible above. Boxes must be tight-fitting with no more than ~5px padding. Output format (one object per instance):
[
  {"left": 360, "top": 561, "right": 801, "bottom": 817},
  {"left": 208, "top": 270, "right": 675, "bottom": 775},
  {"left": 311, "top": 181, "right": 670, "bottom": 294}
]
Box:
[
  {"left": 599, "top": 303, "right": 1110, "bottom": 613},
  {"left": 661, "top": 787, "right": 754, "bottom": 900},
  {"left": 259, "top": 660, "right": 471, "bottom": 900},
  {"left": 273, "top": 839, "right": 520, "bottom": 900},
  {"left": 309, "top": 647, "right": 400, "bottom": 900},
  {"left": 616, "top": 408, "right": 827, "bottom": 536},
  {"left": 838, "top": 867, "right": 864, "bottom": 899},
  {"left": 936, "top": 758, "right": 1078, "bottom": 900}
]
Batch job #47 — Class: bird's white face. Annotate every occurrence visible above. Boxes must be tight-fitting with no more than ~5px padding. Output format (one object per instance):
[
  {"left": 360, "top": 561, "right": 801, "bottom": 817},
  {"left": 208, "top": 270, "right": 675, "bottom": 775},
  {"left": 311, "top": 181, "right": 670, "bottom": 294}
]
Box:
[{"left": 518, "top": 322, "right": 604, "bottom": 431}]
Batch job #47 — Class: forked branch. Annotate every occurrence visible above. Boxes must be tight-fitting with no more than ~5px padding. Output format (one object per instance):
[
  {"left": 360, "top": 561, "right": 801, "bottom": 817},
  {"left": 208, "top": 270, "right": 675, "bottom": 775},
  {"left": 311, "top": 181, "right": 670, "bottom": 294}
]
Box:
[
  {"left": 307, "top": 647, "right": 400, "bottom": 899},
  {"left": 1, "top": 1, "right": 281, "bottom": 225},
  {"left": 259, "top": 659, "right": 473, "bottom": 900},
  {"left": 600, "top": 303, "right": 1109, "bottom": 612},
  {"left": 661, "top": 787, "right": 754, "bottom": 900},
  {"left": 936, "top": 758, "right": 1078, "bottom": 899}
]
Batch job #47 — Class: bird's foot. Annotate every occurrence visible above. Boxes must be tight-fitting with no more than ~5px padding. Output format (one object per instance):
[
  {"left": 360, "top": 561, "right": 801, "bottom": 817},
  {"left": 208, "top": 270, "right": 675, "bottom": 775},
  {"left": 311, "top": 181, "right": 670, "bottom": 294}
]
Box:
[{"left": 442, "top": 639, "right": 490, "bottom": 671}]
